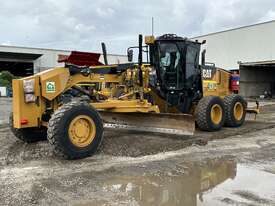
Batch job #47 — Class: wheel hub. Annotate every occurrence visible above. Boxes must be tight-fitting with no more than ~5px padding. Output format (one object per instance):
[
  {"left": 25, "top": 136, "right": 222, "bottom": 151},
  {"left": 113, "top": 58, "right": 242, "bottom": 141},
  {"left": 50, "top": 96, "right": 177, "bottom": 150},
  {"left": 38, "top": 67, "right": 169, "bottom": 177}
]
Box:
[
  {"left": 68, "top": 115, "right": 96, "bottom": 148},
  {"left": 234, "top": 102, "right": 243, "bottom": 121},
  {"left": 211, "top": 104, "right": 222, "bottom": 125}
]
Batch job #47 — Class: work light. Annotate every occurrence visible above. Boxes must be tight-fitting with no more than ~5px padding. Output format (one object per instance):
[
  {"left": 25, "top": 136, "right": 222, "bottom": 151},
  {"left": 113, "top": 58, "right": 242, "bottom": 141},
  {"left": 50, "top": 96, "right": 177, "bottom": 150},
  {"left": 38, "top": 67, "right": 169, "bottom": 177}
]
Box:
[{"left": 23, "top": 79, "right": 36, "bottom": 103}]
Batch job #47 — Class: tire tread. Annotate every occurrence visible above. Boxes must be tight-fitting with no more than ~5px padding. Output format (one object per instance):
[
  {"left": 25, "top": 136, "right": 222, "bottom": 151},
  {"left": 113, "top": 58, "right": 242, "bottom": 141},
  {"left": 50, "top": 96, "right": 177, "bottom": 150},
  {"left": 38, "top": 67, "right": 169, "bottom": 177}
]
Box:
[
  {"left": 47, "top": 101, "right": 103, "bottom": 159},
  {"left": 195, "top": 96, "right": 225, "bottom": 131},
  {"left": 224, "top": 94, "right": 246, "bottom": 127}
]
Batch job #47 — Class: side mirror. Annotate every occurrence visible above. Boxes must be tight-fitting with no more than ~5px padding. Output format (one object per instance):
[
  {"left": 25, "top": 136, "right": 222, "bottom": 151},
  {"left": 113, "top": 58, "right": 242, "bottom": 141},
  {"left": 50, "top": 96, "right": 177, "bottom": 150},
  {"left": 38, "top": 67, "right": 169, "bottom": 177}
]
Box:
[
  {"left": 127, "top": 49, "right": 133, "bottom": 62},
  {"left": 201, "top": 40, "right": 206, "bottom": 44}
]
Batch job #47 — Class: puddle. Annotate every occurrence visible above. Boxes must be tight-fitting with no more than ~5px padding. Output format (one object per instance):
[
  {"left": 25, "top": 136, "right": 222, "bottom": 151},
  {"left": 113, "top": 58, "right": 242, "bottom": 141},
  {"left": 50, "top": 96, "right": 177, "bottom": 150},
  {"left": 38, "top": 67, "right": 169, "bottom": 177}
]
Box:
[{"left": 73, "top": 158, "right": 275, "bottom": 206}]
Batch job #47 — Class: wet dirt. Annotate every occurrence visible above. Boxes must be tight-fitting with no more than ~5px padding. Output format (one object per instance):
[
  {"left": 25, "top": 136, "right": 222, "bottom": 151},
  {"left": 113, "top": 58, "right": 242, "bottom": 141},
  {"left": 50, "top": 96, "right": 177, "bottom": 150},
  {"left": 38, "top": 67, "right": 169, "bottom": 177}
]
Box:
[{"left": 1, "top": 98, "right": 275, "bottom": 205}]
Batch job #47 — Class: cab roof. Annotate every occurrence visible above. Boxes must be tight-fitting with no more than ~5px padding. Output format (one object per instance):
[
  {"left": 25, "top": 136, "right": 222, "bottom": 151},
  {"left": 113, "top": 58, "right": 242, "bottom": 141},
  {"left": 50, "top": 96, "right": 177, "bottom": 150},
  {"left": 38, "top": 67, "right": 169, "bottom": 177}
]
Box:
[{"left": 156, "top": 34, "right": 201, "bottom": 45}]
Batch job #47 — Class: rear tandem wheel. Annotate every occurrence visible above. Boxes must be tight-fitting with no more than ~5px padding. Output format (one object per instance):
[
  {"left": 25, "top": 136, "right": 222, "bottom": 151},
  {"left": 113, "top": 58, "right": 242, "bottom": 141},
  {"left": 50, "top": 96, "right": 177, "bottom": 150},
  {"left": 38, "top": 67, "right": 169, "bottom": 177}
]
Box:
[{"left": 224, "top": 94, "right": 247, "bottom": 127}]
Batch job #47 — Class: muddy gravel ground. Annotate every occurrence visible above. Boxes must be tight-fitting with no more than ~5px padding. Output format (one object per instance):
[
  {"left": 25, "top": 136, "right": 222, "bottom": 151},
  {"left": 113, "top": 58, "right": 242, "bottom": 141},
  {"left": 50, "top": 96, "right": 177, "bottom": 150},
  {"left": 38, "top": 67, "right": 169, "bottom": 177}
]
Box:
[{"left": 1, "top": 97, "right": 275, "bottom": 206}]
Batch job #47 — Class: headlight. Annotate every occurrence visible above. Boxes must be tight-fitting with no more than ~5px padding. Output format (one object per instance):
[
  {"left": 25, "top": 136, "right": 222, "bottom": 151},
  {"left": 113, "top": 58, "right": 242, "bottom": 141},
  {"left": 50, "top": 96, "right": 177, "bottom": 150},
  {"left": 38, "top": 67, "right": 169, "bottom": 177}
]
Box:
[{"left": 23, "top": 79, "right": 36, "bottom": 103}]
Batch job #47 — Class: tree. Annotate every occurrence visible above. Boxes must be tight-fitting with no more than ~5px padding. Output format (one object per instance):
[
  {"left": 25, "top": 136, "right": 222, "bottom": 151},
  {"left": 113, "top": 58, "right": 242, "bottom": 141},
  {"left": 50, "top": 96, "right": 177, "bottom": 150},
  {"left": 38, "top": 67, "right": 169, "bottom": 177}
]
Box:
[{"left": 0, "top": 71, "right": 15, "bottom": 87}]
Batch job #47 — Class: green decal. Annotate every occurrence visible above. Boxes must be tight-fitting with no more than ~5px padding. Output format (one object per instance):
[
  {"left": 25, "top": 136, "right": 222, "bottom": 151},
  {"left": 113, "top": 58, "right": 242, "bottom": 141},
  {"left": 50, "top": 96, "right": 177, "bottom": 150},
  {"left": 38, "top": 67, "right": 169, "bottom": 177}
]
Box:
[{"left": 46, "top": 81, "right": 56, "bottom": 93}]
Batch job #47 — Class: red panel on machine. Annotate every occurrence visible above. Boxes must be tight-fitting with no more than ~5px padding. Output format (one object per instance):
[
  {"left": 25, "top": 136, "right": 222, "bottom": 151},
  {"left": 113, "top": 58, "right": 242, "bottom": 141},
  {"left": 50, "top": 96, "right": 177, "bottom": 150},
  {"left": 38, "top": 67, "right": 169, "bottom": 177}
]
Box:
[
  {"left": 58, "top": 51, "right": 104, "bottom": 66},
  {"left": 230, "top": 72, "right": 240, "bottom": 94}
]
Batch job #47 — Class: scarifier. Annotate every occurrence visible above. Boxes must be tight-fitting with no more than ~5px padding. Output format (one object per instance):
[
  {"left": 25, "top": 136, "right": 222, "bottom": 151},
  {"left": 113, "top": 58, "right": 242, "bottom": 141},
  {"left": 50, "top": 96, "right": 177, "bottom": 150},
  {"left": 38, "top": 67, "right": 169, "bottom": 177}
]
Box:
[{"left": 10, "top": 34, "right": 257, "bottom": 159}]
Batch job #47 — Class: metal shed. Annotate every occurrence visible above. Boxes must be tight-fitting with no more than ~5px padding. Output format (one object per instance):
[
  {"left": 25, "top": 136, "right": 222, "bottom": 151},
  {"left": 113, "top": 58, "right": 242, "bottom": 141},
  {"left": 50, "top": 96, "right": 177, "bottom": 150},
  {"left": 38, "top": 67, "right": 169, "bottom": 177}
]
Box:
[
  {"left": 239, "top": 61, "right": 275, "bottom": 98},
  {"left": 191, "top": 20, "right": 275, "bottom": 70},
  {"left": 191, "top": 20, "right": 275, "bottom": 98},
  {"left": 0, "top": 45, "right": 128, "bottom": 77}
]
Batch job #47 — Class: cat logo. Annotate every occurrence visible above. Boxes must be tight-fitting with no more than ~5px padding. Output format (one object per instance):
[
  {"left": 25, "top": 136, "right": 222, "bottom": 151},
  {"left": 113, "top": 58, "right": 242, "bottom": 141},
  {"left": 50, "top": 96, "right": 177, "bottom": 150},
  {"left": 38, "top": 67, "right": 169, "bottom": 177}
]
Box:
[
  {"left": 46, "top": 81, "right": 56, "bottom": 93},
  {"left": 202, "top": 69, "right": 212, "bottom": 79},
  {"left": 202, "top": 67, "right": 216, "bottom": 80}
]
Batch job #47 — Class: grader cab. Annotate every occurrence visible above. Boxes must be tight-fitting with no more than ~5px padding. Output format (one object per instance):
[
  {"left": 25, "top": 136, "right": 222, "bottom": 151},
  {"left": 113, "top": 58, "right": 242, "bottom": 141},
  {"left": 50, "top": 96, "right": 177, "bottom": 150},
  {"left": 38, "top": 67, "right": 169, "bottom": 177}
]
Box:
[{"left": 10, "top": 34, "right": 248, "bottom": 159}]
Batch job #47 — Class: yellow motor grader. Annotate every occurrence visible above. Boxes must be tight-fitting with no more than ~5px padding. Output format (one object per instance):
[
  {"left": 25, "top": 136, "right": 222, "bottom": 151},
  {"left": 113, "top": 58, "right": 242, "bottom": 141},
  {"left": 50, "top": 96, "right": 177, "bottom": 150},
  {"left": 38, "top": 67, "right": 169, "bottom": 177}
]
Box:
[{"left": 10, "top": 34, "right": 249, "bottom": 159}]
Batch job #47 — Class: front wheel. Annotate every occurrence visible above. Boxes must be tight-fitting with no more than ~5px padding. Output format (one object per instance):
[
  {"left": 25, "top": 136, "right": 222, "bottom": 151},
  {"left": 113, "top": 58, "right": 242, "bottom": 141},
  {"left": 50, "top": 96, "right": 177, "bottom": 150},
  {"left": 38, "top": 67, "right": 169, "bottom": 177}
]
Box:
[
  {"left": 224, "top": 94, "right": 247, "bottom": 127},
  {"left": 195, "top": 96, "right": 225, "bottom": 131},
  {"left": 47, "top": 101, "right": 103, "bottom": 159}
]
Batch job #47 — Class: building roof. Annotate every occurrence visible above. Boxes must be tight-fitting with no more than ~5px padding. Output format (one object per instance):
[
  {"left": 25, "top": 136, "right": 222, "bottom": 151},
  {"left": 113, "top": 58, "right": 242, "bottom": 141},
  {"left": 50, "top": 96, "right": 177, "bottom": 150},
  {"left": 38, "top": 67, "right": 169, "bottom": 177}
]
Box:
[
  {"left": 240, "top": 60, "right": 275, "bottom": 67},
  {"left": 0, "top": 44, "right": 70, "bottom": 53},
  {"left": 0, "top": 51, "right": 42, "bottom": 60},
  {"left": 0, "top": 44, "right": 126, "bottom": 57},
  {"left": 192, "top": 19, "right": 275, "bottom": 39}
]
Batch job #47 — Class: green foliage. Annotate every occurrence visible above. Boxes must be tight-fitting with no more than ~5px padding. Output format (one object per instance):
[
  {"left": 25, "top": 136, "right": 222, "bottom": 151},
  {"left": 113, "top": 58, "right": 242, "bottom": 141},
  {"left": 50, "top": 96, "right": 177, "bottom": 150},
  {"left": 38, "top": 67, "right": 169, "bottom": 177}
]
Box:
[{"left": 0, "top": 71, "right": 15, "bottom": 87}]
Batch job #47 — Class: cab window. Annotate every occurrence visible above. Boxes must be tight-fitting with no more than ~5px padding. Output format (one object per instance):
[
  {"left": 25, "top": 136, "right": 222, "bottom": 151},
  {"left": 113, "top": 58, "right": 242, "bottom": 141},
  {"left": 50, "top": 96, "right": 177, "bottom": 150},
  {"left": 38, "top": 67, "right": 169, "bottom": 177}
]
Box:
[{"left": 158, "top": 43, "right": 184, "bottom": 90}]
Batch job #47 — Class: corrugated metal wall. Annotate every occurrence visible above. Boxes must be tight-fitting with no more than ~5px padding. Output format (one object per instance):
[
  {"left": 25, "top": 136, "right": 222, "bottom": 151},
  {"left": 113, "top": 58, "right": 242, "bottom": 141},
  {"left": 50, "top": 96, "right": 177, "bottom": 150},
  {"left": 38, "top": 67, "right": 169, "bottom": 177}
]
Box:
[{"left": 191, "top": 20, "right": 275, "bottom": 70}]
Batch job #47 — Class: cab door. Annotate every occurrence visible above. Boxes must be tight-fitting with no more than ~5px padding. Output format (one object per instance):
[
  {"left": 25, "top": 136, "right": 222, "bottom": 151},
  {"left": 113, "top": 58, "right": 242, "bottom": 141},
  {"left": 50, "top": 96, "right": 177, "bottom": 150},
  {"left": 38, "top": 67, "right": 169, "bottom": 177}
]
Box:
[{"left": 157, "top": 42, "right": 184, "bottom": 91}]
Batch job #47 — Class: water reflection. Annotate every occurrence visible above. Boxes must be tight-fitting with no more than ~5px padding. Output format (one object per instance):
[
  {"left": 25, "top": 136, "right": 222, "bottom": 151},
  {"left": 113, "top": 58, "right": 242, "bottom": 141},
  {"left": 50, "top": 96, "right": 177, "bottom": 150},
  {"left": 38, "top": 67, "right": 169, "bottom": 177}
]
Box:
[{"left": 102, "top": 158, "right": 236, "bottom": 206}]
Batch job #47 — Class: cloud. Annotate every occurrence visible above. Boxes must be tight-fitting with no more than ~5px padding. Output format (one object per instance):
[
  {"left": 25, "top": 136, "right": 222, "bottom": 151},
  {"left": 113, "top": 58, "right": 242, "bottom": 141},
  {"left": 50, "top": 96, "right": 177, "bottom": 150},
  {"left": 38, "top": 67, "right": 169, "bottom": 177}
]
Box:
[
  {"left": 260, "top": 10, "right": 275, "bottom": 22},
  {"left": 0, "top": 0, "right": 274, "bottom": 54},
  {"left": 96, "top": 7, "right": 115, "bottom": 17}
]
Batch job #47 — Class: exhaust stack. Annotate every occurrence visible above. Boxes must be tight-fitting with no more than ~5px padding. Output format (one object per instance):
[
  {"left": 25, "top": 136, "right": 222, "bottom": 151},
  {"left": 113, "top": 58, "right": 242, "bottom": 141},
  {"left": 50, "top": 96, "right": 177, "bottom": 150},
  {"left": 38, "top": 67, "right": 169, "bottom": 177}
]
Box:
[{"left": 101, "top": 42, "right": 108, "bottom": 65}]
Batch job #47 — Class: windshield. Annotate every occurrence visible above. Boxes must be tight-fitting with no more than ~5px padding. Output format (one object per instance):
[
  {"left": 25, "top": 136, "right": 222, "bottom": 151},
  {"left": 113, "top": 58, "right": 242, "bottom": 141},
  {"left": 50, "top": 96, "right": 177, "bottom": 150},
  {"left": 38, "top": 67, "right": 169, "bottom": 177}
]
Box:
[{"left": 158, "top": 42, "right": 184, "bottom": 90}]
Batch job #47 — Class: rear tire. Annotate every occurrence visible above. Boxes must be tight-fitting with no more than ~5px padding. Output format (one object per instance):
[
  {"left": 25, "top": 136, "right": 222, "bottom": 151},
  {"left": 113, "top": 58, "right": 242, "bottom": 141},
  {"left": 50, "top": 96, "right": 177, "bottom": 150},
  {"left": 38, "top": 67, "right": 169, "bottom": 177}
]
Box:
[
  {"left": 224, "top": 94, "right": 247, "bottom": 127},
  {"left": 195, "top": 96, "right": 225, "bottom": 131},
  {"left": 9, "top": 113, "right": 47, "bottom": 143},
  {"left": 47, "top": 101, "right": 103, "bottom": 159}
]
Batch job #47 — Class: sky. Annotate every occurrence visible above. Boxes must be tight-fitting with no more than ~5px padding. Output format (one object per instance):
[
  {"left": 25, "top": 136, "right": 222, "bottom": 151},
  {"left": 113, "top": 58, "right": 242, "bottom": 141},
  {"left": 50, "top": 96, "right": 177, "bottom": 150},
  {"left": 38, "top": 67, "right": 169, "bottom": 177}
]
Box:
[{"left": 0, "top": 0, "right": 275, "bottom": 54}]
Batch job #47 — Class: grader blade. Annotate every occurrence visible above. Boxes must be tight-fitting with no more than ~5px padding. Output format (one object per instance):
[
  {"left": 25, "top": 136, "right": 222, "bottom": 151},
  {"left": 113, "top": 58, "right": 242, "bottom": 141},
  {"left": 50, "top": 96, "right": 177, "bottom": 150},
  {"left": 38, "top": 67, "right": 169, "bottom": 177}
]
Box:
[{"left": 100, "top": 112, "right": 195, "bottom": 136}]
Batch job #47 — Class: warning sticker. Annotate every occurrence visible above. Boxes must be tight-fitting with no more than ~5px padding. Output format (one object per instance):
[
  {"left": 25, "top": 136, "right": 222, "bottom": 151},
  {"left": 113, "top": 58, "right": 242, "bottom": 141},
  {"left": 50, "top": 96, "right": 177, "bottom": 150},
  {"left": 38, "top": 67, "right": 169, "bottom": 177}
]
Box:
[{"left": 46, "top": 81, "right": 56, "bottom": 93}]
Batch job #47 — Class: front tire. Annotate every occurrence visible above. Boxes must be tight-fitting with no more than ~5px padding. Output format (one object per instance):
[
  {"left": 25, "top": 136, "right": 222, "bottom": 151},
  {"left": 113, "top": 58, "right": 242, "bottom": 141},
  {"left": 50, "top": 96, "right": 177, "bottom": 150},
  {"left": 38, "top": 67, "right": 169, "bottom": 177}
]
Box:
[
  {"left": 47, "top": 101, "right": 103, "bottom": 159},
  {"left": 224, "top": 94, "right": 247, "bottom": 127},
  {"left": 195, "top": 96, "right": 225, "bottom": 131}
]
